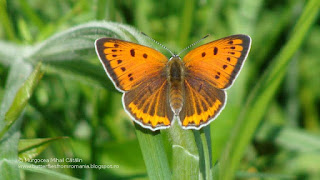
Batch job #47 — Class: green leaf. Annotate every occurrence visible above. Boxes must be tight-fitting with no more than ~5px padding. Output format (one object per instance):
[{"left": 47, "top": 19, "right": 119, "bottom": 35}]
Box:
[
  {"left": 25, "top": 22, "right": 146, "bottom": 91},
  {"left": 0, "top": 0, "right": 18, "bottom": 41},
  {"left": 284, "top": 152, "right": 320, "bottom": 176},
  {"left": 257, "top": 122, "right": 320, "bottom": 152},
  {"left": 236, "top": 171, "right": 294, "bottom": 179},
  {"left": 218, "top": 0, "right": 320, "bottom": 179},
  {"left": 0, "top": 62, "right": 43, "bottom": 179},
  {"left": 135, "top": 125, "right": 171, "bottom": 180},
  {"left": 178, "top": 0, "right": 195, "bottom": 47},
  {"left": 0, "top": 63, "right": 43, "bottom": 138},
  {"left": 168, "top": 121, "right": 199, "bottom": 180},
  {"left": 19, "top": 137, "right": 67, "bottom": 161},
  {"left": 195, "top": 127, "right": 212, "bottom": 180},
  {"left": 17, "top": 0, "right": 45, "bottom": 30},
  {"left": 28, "top": 22, "right": 141, "bottom": 63},
  {"left": 18, "top": 162, "right": 80, "bottom": 180},
  {"left": 0, "top": 41, "right": 29, "bottom": 67}
]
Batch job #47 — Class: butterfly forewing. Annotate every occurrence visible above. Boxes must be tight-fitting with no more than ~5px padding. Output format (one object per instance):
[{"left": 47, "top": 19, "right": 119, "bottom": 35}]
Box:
[
  {"left": 95, "top": 38, "right": 168, "bottom": 91},
  {"left": 95, "top": 38, "right": 172, "bottom": 131},
  {"left": 180, "top": 34, "right": 251, "bottom": 129},
  {"left": 183, "top": 34, "right": 251, "bottom": 89}
]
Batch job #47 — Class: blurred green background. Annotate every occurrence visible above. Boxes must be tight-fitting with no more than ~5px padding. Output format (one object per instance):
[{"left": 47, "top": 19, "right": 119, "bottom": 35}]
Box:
[{"left": 0, "top": 0, "right": 319, "bottom": 179}]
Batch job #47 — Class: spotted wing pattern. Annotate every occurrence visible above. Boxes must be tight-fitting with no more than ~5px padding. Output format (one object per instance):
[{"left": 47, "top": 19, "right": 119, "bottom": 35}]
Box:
[
  {"left": 183, "top": 35, "right": 251, "bottom": 89},
  {"left": 95, "top": 38, "right": 168, "bottom": 91}
]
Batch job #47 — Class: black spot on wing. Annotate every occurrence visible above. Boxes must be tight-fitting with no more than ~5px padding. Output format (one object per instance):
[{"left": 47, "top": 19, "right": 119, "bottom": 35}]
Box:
[
  {"left": 130, "top": 49, "right": 135, "bottom": 57},
  {"left": 214, "top": 47, "right": 218, "bottom": 55}
]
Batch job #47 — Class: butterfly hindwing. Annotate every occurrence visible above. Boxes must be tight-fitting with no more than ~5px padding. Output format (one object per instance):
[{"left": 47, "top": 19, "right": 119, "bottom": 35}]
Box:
[
  {"left": 123, "top": 75, "right": 173, "bottom": 130},
  {"left": 179, "top": 76, "right": 226, "bottom": 129},
  {"left": 183, "top": 34, "right": 251, "bottom": 89},
  {"left": 95, "top": 38, "right": 168, "bottom": 91}
]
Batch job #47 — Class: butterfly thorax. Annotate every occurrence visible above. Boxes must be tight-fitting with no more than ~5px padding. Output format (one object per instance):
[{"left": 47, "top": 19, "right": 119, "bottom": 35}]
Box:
[{"left": 167, "top": 56, "right": 185, "bottom": 115}]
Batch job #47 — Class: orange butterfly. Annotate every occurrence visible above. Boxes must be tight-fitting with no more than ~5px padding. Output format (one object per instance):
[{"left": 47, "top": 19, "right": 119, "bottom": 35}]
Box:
[{"left": 95, "top": 35, "right": 251, "bottom": 131}]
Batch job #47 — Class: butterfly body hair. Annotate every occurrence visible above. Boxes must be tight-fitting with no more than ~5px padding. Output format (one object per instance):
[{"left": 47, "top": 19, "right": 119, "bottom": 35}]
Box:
[{"left": 167, "top": 57, "right": 185, "bottom": 115}]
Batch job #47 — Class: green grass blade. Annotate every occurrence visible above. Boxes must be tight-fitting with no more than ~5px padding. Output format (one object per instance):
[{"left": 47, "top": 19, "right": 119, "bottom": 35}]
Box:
[
  {"left": 18, "top": 162, "right": 80, "bottom": 180},
  {"left": 236, "top": 171, "right": 294, "bottom": 179},
  {"left": 218, "top": 0, "right": 320, "bottom": 179},
  {"left": 178, "top": 0, "right": 195, "bottom": 47},
  {"left": 168, "top": 121, "right": 199, "bottom": 180},
  {"left": 25, "top": 22, "right": 143, "bottom": 91},
  {"left": 95, "top": 0, "right": 116, "bottom": 21},
  {"left": 29, "top": 22, "right": 137, "bottom": 62},
  {"left": 0, "top": 62, "right": 43, "bottom": 179},
  {"left": 19, "top": 137, "right": 67, "bottom": 161},
  {"left": 135, "top": 0, "right": 152, "bottom": 35},
  {"left": 18, "top": 0, "right": 44, "bottom": 30},
  {"left": 135, "top": 125, "right": 171, "bottom": 180},
  {"left": 0, "top": 63, "right": 43, "bottom": 138},
  {"left": 194, "top": 127, "right": 212, "bottom": 180},
  {"left": 0, "top": 41, "right": 29, "bottom": 67},
  {"left": 252, "top": 4, "right": 295, "bottom": 67},
  {"left": 0, "top": 0, "right": 17, "bottom": 41},
  {"left": 0, "top": 134, "right": 20, "bottom": 180},
  {"left": 257, "top": 122, "right": 320, "bottom": 152}
]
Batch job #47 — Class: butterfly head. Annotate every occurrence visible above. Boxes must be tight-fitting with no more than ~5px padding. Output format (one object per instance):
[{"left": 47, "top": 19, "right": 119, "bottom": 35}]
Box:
[{"left": 169, "top": 54, "right": 182, "bottom": 61}]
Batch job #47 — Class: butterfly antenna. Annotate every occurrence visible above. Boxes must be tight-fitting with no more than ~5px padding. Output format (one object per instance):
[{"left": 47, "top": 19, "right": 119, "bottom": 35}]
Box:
[
  {"left": 141, "top": 32, "right": 175, "bottom": 56},
  {"left": 177, "top": 34, "right": 210, "bottom": 56}
]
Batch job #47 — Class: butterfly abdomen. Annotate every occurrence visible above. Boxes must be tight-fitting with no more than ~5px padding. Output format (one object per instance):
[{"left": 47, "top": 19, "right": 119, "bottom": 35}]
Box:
[
  {"left": 169, "top": 81, "right": 184, "bottom": 115},
  {"left": 168, "top": 57, "right": 184, "bottom": 115}
]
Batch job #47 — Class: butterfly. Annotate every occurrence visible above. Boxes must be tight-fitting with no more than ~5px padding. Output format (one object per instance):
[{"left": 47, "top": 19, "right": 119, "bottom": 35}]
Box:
[{"left": 95, "top": 34, "right": 251, "bottom": 131}]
